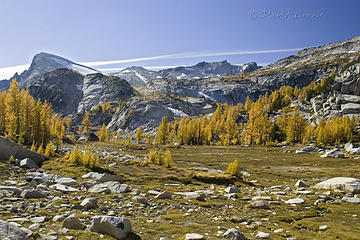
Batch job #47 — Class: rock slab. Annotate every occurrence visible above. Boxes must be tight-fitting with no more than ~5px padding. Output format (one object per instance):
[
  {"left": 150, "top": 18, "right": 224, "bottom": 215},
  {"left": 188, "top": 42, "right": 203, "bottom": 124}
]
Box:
[
  {"left": 90, "top": 216, "right": 132, "bottom": 240},
  {"left": 0, "top": 136, "right": 45, "bottom": 165},
  {"left": 313, "top": 177, "right": 360, "bottom": 193}
]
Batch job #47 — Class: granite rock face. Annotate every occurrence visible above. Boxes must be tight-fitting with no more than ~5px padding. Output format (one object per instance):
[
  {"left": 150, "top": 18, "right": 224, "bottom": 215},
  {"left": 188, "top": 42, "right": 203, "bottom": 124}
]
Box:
[
  {"left": 28, "top": 68, "right": 84, "bottom": 115},
  {"left": 77, "top": 74, "right": 135, "bottom": 113}
]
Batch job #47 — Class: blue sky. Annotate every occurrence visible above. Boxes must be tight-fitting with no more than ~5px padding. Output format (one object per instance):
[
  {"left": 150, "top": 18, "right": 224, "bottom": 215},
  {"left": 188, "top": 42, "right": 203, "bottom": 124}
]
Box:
[{"left": 0, "top": 0, "right": 359, "bottom": 78}]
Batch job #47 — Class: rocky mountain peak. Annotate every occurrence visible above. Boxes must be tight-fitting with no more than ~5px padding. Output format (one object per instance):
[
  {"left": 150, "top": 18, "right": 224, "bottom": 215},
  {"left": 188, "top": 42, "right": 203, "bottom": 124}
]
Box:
[{"left": 6, "top": 52, "right": 99, "bottom": 89}]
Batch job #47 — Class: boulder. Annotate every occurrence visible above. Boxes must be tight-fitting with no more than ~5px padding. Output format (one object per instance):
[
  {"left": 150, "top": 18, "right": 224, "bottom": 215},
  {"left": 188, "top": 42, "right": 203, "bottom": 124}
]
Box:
[
  {"left": 82, "top": 172, "right": 123, "bottom": 183},
  {"left": 320, "top": 149, "right": 345, "bottom": 158},
  {"left": 21, "top": 189, "right": 45, "bottom": 199},
  {"left": 225, "top": 185, "right": 240, "bottom": 193},
  {"left": 301, "top": 145, "right": 316, "bottom": 152},
  {"left": 251, "top": 200, "right": 270, "bottom": 210},
  {"left": 50, "top": 184, "right": 79, "bottom": 193},
  {"left": 89, "top": 216, "right": 132, "bottom": 240},
  {"left": 295, "top": 179, "right": 310, "bottom": 188},
  {"left": 78, "top": 132, "right": 99, "bottom": 142},
  {"left": 19, "top": 158, "right": 39, "bottom": 169},
  {"left": 55, "top": 177, "right": 78, "bottom": 186},
  {"left": 185, "top": 233, "right": 205, "bottom": 240},
  {"left": 62, "top": 214, "right": 85, "bottom": 230},
  {"left": 81, "top": 198, "right": 98, "bottom": 209},
  {"left": 313, "top": 177, "right": 360, "bottom": 193},
  {"left": 0, "top": 136, "right": 45, "bottom": 165},
  {"left": 132, "top": 196, "right": 148, "bottom": 205},
  {"left": 256, "top": 231, "right": 270, "bottom": 239},
  {"left": 89, "top": 181, "right": 128, "bottom": 194},
  {"left": 0, "top": 220, "right": 34, "bottom": 240},
  {"left": 285, "top": 198, "right": 305, "bottom": 204},
  {"left": 24, "top": 172, "right": 56, "bottom": 184},
  {"left": 223, "top": 228, "right": 247, "bottom": 240},
  {"left": 0, "top": 186, "right": 22, "bottom": 195},
  {"left": 341, "top": 196, "right": 360, "bottom": 203},
  {"left": 155, "top": 191, "right": 172, "bottom": 200},
  {"left": 295, "top": 150, "right": 308, "bottom": 154}
]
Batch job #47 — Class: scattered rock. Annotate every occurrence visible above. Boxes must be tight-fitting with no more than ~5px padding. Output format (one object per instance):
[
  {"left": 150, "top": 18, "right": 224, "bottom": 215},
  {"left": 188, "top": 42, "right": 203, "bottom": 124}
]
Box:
[
  {"left": 21, "top": 189, "right": 45, "bottom": 199},
  {"left": 225, "top": 185, "right": 240, "bottom": 193},
  {"left": 132, "top": 196, "right": 148, "bottom": 205},
  {"left": 19, "top": 158, "right": 39, "bottom": 169},
  {"left": 185, "top": 233, "right": 205, "bottom": 240},
  {"left": 80, "top": 198, "right": 98, "bottom": 209},
  {"left": 319, "top": 225, "right": 328, "bottom": 231},
  {"left": 155, "top": 191, "right": 172, "bottom": 200},
  {"left": 0, "top": 186, "right": 22, "bottom": 195},
  {"left": 0, "top": 220, "right": 34, "bottom": 240},
  {"left": 295, "top": 150, "right": 308, "bottom": 154},
  {"left": 82, "top": 172, "right": 123, "bottom": 183},
  {"left": 295, "top": 179, "right": 310, "bottom": 188},
  {"left": 342, "top": 195, "right": 360, "bottom": 203},
  {"left": 285, "top": 198, "right": 305, "bottom": 204},
  {"left": 30, "top": 216, "right": 46, "bottom": 223},
  {"left": 251, "top": 201, "right": 271, "bottom": 210},
  {"left": 53, "top": 215, "right": 67, "bottom": 222},
  {"left": 256, "top": 231, "right": 270, "bottom": 239},
  {"left": 50, "top": 184, "right": 79, "bottom": 193},
  {"left": 89, "top": 181, "right": 129, "bottom": 193},
  {"left": 313, "top": 177, "right": 360, "bottom": 193},
  {"left": 90, "top": 216, "right": 132, "bottom": 240},
  {"left": 320, "top": 149, "right": 345, "bottom": 158},
  {"left": 62, "top": 214, "right": 85, "bottom": 230},
  {"left": 223, "top": 228, "right": 247, "bottom": 240},
  {"left": 55, "top": 177, "right": 78, "bottom": 186}
]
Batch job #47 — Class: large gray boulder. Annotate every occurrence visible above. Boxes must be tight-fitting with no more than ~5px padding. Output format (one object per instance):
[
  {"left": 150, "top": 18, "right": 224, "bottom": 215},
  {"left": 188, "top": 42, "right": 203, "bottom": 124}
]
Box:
[
  {"left": 223, "top": 228, "right": 247, "bottom": 240},
  {"left": 0, "top": 220, "right": 33, "bottom": 240},
  {"left": 62, "top": 214, "right": 85, "bottom": 230},
  {"left": 88, "top": 181, "right": 127, "bottom": 194},
  {"left": 82, "top": 172, "right": 123, "bottom": 183},
  {"left": 21, "top": 189, "right": 46, "bottom": 199},
  {"left": 313, "top": 177, "right": 360, "bottom": 193},
  {"left": 0, "top": 136, "right": 45, "bottom": 165},
  {"left": 89, "top": 216, "right": 132, "bottom": 240}
]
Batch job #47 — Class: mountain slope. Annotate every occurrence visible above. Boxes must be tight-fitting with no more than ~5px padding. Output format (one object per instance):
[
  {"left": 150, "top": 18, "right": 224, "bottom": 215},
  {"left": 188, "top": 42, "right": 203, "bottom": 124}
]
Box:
[{"left": 113, "top": 66, "right": 162, "bottom": 85}]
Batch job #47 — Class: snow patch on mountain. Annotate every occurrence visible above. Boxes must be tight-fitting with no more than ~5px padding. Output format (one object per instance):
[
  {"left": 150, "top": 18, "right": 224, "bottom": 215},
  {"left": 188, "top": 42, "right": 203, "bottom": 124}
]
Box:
[{"left": 167, "top": 107, "right": 188, "bottom": 117}]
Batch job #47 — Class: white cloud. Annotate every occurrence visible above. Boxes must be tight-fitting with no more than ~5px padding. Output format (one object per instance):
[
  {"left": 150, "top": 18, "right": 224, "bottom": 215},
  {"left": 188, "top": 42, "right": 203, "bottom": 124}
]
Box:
[
  {"left": 98, "top": 65, "right": 180, "bottom": 72},
  {"left": 0, "top": 64, "right": 29, "bottom": 80},
  {"left": 80, "top": 48, "right": 304, "bottom": 67}
]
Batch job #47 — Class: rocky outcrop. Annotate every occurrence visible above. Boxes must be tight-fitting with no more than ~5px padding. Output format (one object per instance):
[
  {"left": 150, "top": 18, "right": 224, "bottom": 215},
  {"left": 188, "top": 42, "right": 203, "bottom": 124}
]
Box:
[
  {"left": 0, "top": 136, "right": 45, "bottom": 165},
  {"left": 107, "top": 96, "right": 216, "bottom": 133},
  {"left": 77, "top": 74, "right": 135, "bottom": 113}
]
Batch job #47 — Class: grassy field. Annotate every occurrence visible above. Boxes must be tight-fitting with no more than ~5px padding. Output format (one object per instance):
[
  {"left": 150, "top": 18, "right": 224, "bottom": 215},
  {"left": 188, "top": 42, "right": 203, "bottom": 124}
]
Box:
[{"left": 2, "top": 143, "right": 360, "bottom": 239}]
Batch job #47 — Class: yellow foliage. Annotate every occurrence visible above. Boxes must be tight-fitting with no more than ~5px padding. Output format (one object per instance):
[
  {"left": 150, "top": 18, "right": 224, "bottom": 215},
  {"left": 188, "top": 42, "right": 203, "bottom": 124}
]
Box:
[
  {"left": 225, "top": 159, "right": 241, "bottom": 176},
  {"left": 44, "top": 141, "right": 55, "bottom": 157},
  {"left": 9, "top": 155, "right": 15, "bottom": 164},
  {"left": 37, "top": 145, "right": 44, "bottom": 154}
]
